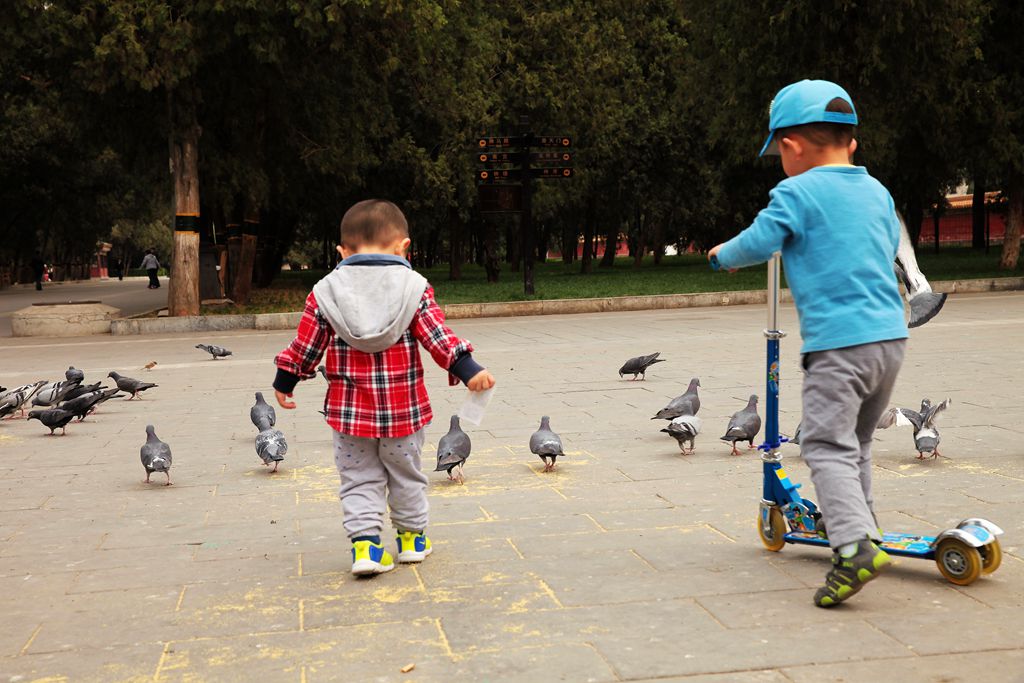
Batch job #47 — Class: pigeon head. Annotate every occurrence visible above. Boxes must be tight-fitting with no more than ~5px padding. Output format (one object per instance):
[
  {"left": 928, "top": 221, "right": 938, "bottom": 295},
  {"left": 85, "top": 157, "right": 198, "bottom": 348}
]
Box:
[
  {"left": 449, "top": 415, "right": 461, "bottom": 430},
  {"left": 690, "top": 377, "right": 701, "bottom": 389},
  {"left": 255, "top": 391, "right": 264, "bottom": 402},
  {"left": 27, "top": 411, "right": 42, "bottom": 421},
  {"left": 194, "top": 344, "right": 203, "bottom": 349},
  {"left": 539, "top": 416, "right": 551, "bottom": 429},
  {"left": 748, "top": 394, "right": 759, "bottom": 406},
  {"left": 919, "top": 398, "right": 932, "bottom": 413},
  {"left": 145, "top": 424, "right": 156, "bottom": 437},
  {"left": 107, "top": 371, "right": 120, "bottom": 379}
]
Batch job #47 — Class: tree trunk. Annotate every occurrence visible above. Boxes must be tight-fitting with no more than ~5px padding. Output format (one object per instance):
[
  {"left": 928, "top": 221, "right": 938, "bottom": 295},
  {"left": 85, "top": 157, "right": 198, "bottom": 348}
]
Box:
[
  {"left": 506, "top": 221, "right": 519, "bottom": 272},
  {"left": 632, "top": 207, "right": 645, "bottom": 268},
  {"left": 932, "top": 208, "right": 941, "bottom": 254},
  {"left": 225, "top": 204, "right": 242, "bottom": 301},
  {"left": 561, "top": 216, "right": 575, "bottom": 265},
  {"left": 999, "top": 169, "right": 1023, "bottom": 270},
  {"left": 599, "top": 220, "right": 618, "bottom": 268},
  {"left": 905, "top": 197, "right": 924, "bottom": 248},
  {"left": 233, "top": 206, "right": 258, "bottom": 304},
  {"left": 167, "top": 88, "right": 201, "bottom": 317},
  {"left": 580, "top": 202, "right": 594, "bottom": 274},
  {"left": 972, "top": 178, "right": 986, "bottom": 249},
  {"left": 449, "top": 213, "right": 463, "bottom": 281},
  {"left": 481, "top": 218, "right": 500, "bottom": 282}
]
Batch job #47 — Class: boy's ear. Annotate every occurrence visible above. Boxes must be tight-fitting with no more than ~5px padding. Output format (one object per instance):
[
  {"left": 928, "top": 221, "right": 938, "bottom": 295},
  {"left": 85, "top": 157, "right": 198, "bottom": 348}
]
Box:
[
  {"left": 337, "top": 245, "right": 349, "bottom": 260},
  {"left": 848, "top": 138, "right": 858, "bottom": 159},
  {"left": 394, "top": 237, "right": 411, "bottom": 255},
  {"left": 780, "top": 135, "right": 802, "bottom": 157}
]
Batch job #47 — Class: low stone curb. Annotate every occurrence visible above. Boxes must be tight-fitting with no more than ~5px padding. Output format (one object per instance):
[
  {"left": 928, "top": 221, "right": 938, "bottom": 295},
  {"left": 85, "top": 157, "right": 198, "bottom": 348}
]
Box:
[{"left": 105, "top": 276, "right": 1023, "bottom": 335}]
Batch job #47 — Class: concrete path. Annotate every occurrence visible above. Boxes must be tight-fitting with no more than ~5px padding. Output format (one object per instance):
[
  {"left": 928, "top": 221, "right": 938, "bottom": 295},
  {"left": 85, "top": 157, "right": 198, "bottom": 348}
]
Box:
[
  {"left": 0, "top": 278, "right": 168, "bottom": 337},
  {"left": 0, "top": 292, "right": 1022, "bottom": 682}
]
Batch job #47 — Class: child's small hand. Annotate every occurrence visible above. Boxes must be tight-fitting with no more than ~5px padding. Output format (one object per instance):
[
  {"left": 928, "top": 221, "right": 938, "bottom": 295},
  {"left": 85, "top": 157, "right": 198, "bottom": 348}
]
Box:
[
  {"left": 708, "top": 244, "right": 737, "bottom": 273},
  {"left": 467, "top": 370, "right": 496, "bottom": 392},
  {"left": 275, "top": 390, "right": 296, "bottom": 409}
]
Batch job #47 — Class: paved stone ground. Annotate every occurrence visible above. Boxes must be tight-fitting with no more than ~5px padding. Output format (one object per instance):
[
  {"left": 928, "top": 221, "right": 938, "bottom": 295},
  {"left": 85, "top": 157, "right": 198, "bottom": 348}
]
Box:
[
  {"left": 0, "top": 278, "right": 168, "bottom": 337},
  {"left": 1, "top": 292, "right": 1022, "bottom": 682}
]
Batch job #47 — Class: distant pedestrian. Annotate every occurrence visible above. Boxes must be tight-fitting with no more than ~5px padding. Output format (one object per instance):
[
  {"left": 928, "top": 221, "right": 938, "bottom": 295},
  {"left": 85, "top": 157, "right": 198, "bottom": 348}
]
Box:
[
  {"left": 114, "top": 257, "right": 125, "bottom": 281},
  {"left": 30, "top": 253, "right": 45, "bottom": 291},
  {"left": 140, "top": 250, "right": 161, "bottom": 289}
]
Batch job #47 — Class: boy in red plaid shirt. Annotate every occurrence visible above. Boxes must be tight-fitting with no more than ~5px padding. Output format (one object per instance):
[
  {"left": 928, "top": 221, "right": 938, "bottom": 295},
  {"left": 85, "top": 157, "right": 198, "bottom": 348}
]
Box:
[{"left": 273, "top": 199, "right": 495, "bottom": 576}]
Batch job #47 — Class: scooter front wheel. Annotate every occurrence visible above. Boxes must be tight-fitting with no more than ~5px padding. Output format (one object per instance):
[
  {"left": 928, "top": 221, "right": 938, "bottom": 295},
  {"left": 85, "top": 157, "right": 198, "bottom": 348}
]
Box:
[
  {"left": 980, "top": 540, "right": 1002, "bottom": 575},
  {"left": 935, "top": 538, "right": 982, "bottom": 586},
  {"left": 757, "top": 507, "right": 786, "bottom": 552}
]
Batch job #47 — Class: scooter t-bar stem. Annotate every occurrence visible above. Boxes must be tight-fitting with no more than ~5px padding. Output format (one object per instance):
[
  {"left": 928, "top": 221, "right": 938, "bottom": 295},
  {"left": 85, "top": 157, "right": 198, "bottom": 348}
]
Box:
[{"left": 762, "top": 253, "right": 784, "bottom": 455}]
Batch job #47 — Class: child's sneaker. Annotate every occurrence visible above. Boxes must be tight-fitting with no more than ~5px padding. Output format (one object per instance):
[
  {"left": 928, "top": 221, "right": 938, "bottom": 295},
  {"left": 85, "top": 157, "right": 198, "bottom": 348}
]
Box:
[
  {"left": 351, "top": 540, "right": 395, "bottom": 576},
  {"left": 396, "top": 531, "right": 432, "bottom": 563},
  {"left": 814, "top": 538, "right": 891, "bottom": 607}
]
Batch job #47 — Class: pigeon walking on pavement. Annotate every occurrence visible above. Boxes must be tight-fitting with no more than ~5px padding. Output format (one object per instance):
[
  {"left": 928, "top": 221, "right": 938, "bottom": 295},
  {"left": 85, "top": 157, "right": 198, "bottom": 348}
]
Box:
[
  {"left": 58, "top": 391, "right": 108, "bottom": 421},
  {"left": 27, "top": 408, "right": 76, "bottom": 435},
  {"left": 530, "top": 416, "right": 564, "bottom": 472},
  {"left": 61, "top": 381, "right": 103, "bottom": 402},
  {"left": 141, "top": 425, "right": 173, "bottom": 485},
  {"left": 251, "top": 391, "right": 276, "bottom": 430},
  {"left": 661, "top": 414, "right": 703, "bottom": 455},
  {"left": 65, "top": 366, "right": 85, "bottom": 383},
  {"left": 255, "top": 427, "right": 287, "bottom": 472},
  {"left": 32, "top": 379, "right": 82, "bottom": 407},
  {"left": 195, "top": 343, "right": 233, "bottom": 360},
  {"left": 720, "top": 395, "right": 761, "bottom": 455},
  {"left": 107, "top": 372, "right": 158, "bottom": 400},
  {"left": 877, "top": 397, "right": 952, "bottom": 459},
  {"left": 652, "top": 377, "right": 701, "bottom": 420},
  {"left": 0, "top": 381, "right": 47, "bottom": 418},
  {"left": 434, "top": 415, "right": 471, "bottom": 483},
  {"left": 619, "top": 352, "right": 666, "bottom": 381}
]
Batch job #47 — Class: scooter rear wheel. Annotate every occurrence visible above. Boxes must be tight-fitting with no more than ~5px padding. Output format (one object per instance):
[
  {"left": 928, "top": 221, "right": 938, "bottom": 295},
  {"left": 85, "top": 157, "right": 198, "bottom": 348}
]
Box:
[
  {"left": 757, "top": 507, "right": 786, "bottom": 552},
  {"left": 935, "top": 538, "right": 982, "bottom": 586},
  {"left": 980, "top": 540, "right": 1002, "bottom": 575}
]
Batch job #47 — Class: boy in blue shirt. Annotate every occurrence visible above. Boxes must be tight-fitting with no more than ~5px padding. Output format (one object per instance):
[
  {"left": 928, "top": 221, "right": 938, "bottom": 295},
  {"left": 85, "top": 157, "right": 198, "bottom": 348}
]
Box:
[{"left": 709, "top": 80, "right": 908, "bottom": 607}]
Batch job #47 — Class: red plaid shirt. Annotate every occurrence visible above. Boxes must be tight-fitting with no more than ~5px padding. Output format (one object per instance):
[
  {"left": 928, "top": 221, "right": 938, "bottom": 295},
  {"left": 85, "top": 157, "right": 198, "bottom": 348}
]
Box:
[{"left": 274, "top": 286, "right": 474, "bottom": 438}]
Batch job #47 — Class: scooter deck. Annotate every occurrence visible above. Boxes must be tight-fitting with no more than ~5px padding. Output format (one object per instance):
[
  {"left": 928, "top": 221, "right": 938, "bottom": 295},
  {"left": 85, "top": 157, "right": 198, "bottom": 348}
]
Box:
[{"left": 784, "top": 530, "right": 937, "bottom": 558}]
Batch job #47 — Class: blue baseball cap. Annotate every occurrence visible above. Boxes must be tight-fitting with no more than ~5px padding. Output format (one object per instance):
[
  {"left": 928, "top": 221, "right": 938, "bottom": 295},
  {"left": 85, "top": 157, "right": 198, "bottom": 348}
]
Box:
[{"left": 759, "top": 80, "right": 858, "bottom": 157}]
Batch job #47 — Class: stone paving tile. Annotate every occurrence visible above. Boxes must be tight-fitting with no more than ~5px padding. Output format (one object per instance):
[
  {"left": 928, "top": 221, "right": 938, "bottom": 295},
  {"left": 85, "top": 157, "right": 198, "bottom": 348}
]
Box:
[
  {"left": 0, "top": 293, "right": 1022, "bottom": 679},
  {"left": 783, "top": 650, "right": 1024, "bottom": 683}
]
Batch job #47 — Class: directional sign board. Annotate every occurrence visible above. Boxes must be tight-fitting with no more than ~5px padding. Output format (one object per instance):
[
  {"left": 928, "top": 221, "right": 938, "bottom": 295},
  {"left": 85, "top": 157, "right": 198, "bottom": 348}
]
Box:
[
  {"left": 477, "top": 135, "right": 572, "bottom": 149},
  {"left": 532, "top": 151, "right": 573, "bottom": 163},
  {"left": 477, "top": 168, "right": 522, "bottom": 183},
  {"left": 535, "top": 167, "right": 573, "bottom": 179}
]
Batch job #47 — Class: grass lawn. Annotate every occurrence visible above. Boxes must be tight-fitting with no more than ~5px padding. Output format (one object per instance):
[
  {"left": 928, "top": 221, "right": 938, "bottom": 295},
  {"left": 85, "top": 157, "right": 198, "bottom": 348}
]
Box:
[{"left": 200, "top": 248, "right": 1021, "bottom": 315}]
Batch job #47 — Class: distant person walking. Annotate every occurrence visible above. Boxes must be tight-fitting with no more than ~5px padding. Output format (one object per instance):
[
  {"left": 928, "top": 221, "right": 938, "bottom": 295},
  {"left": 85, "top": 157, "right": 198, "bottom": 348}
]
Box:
[
  {"left": 30, "top": 253, "right": 45, "bottom": 291},
  {"left": 141, "top": 250, "right": 161, "bottom": 289}
]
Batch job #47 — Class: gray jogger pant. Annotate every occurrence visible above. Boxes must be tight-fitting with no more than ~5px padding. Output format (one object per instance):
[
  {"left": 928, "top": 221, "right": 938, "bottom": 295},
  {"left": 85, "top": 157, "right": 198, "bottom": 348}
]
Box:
[
  {"left": 800, "top": 339, "right": 906, "bottom": 549},
  {"left": 332, "top": 429, "right": 429, "bottom": 540}
]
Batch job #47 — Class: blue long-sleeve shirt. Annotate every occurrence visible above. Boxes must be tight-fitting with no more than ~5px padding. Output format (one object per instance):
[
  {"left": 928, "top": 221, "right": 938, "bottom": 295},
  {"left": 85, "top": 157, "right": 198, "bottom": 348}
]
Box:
[{"left": 717, "top": 165, "right": 908, "bottom": 353}]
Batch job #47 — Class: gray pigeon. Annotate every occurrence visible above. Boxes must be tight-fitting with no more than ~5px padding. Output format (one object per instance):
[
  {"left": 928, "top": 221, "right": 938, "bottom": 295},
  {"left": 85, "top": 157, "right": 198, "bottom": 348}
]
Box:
[
  {"left": 435, "top": 415, "right": 471, "bottom": 483},
  {"left": 65, "top": 366, "right": 85, "bottom": 383},
  {"left": 530, "top": 416, "right": 564, "bottom": 472},
  {"left": 251, "top": 391, "right": 276, "bottom": 430},
  {"left": 619, "top": 352, "right": 666, "bottom": 380},
  {"left": 661, "top": 414, "right": 703, "bottom": 455},
  {"left": 58, "top": 391, "right": 107, "bottom": 421},
  {"left": 255, "top": 427, "right": 287, "bottom": 472},
  {"left": 894, "top": 213, "right": 947, "bottom": 328},
  {"left": 141, "top": 425, "right": 173, "bottom": 485},
  {"left": 652, "top": 377, "right": 701, "bottom": 420},
  {"left": 107, "top": 372, "right": 158, "bottom": 400},
  {"left": 317, "top": 365, "right": 329, "bottom": 381},
  {"left": 27, "top": 408, "right": 76, "bottom": 435},
  {"left": 877, "top": 397, "right": 952, "bottom": 459},
  {"left": 62, "top": 381, "right": 103, "bottom": 402},
  {"left": 32, "top": 379, "right": 81, "bottom": 407},
  {"left": 0, "top": 381, "right": 47, "bottom": 418},
  {"left": 720, "top": 395, "right": 761, "bottom": 455},
  {"left": 195, "top": 343, "right": 233, "bottom": 359},
  {"left": 790, "top": 421, "right": 802, "bottom": 446}
]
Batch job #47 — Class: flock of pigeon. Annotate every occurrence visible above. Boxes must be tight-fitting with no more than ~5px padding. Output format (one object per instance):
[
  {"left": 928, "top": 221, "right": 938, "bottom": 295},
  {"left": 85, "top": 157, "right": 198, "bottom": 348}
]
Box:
[{"left": 0, "top": 341, "right": 951, "bottom": 491}]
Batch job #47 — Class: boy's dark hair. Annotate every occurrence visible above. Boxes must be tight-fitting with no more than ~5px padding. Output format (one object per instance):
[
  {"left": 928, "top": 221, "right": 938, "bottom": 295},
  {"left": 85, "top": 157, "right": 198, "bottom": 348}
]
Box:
[
  {"left": 340, "top": 199, "right": 409, "bottom": 249},
  {"left": 776, "top": 97, "right": 855, "bottom": 148}
]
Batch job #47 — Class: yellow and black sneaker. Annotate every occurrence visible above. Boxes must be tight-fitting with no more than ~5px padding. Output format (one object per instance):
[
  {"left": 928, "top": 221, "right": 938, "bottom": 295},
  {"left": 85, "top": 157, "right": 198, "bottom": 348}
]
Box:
[
  {"left": 351, "top": 540, "right": 395, "bottom": 576},
  {"left": 396, "top": 530, "right": 432, "bottom": 563},
  {"left": 814, "top": 539, "right": 891, "bottom": 608}
]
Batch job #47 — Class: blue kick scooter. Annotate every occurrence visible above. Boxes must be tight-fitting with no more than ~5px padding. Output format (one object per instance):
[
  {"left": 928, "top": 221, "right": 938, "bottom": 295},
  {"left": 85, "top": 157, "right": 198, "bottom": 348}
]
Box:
[{"left": 712, "top": 253, "right": 1004, "bottom": 586}]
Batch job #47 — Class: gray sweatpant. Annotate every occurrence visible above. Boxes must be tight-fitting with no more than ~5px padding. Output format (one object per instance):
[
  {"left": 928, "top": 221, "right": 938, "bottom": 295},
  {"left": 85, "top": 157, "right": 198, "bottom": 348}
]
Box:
[
  {"left": 332, "top": 429, "right": 429, "bottom": 540},
  {"left": 800, "top": 339, "right": 906, "bottom": 549}
]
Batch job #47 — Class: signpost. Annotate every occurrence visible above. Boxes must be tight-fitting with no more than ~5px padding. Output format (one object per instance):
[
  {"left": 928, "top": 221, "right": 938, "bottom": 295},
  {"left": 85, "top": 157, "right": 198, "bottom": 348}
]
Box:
[{"left": 475, "top": 121, "right": 574, "bottom": 295}]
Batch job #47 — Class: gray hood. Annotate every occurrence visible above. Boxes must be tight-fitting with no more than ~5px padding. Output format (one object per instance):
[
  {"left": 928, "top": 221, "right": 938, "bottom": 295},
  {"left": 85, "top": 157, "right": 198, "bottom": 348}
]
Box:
[{"left": 312, "top": 261, "right": 428, "bottom": 353}]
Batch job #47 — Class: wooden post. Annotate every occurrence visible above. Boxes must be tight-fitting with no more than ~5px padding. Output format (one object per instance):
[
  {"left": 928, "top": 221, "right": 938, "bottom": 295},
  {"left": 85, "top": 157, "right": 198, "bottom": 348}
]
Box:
[
  {"left": 167, "top": 89, "right": 201, "bottom": 317},
  {"left": 233, "top": 208, "right": 259, "bottom": 305},
  {"left": 999, "top": 169, "right": 1023, "bottom": 270}
]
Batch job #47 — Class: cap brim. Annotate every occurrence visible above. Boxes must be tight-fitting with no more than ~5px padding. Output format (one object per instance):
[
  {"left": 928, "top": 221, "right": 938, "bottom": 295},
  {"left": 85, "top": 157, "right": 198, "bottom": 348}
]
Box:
[{"left": 759, "top": 132, "right": 779, "bottom": 157}]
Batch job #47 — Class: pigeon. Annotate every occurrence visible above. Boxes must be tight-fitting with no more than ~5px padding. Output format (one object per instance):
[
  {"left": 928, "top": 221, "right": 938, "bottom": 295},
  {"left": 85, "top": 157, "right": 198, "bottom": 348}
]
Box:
[
  {"left": 790, "top": 421, "right": 802, "bottom": 446},
  {"left": 317, "top": 365, "right": 329, "bottom": 381},
  {"left": 107, "top": 372, "right": 158, "bottom": 400},
  {"left": 877, "top": 397, "right": 952, "bottom": 459},
  {"left": 142, "top": 361, "right": 157, "bottom": 371},
  {"left": 31, "top": 379, "right": 81, "bottom": 407},
  {"left": 0, "top": 381, "right": 47, "bottom": 418},
  {"left": 62, "top": 381, "right": 103, "bottom": 402},
  {"left": 619, "top": 352, "right": 666, "bottom": 380},
  {"left": 27, "top": 408, "right": 76, "bottom": 435},
  {"left": 141, "top": 425, "right": 173, "bottom": 485},
  {"left": 65, "top": 366, "right": 85, "bottom": 383},
  {"left": 720, "top": 395, "right": 761, "bottom": 455},
  {"left": 255, "top": 427, "right": 287, "bottom": 472},
  {"left": 530, "top": 416, "right": 564, "bottom": 472},
  {"left": 58, "top": 391, "right": 107, "bottom": 421},
  {"left": 195, "top": 343, "right": 233, "bottom": 360},
  {"left": 661, "top": 414, "right": 703, "bottom": 455},
  {"left": 894, "top": 213, "right": 947, "bottom": 328},
  {"left": 251, "top": 392, "right": 276, "bottom": 430},
  {"left": 434, "top": 415, "right": 471, "bottom": 483},
  {"left": 652, "top": 377, "right": 701, "bottom": 420}
]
